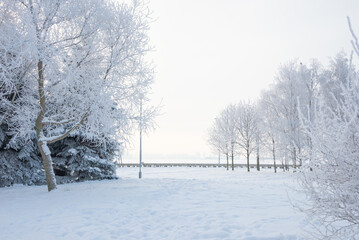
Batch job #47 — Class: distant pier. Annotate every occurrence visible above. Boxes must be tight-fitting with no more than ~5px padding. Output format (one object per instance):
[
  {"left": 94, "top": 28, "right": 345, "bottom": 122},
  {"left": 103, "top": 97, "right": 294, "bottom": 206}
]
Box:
[{"left": 118, "top": 163, "right": 285, "bottom": 169}]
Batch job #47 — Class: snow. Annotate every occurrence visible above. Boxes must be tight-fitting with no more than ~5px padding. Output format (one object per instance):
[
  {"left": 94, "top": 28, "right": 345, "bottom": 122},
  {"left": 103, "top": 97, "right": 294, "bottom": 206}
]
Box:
[
  {"left": 41, "top": 142, "right": 51, "bottom": 156},
  {"left": 68, "top": 148, "right": 78, "bottom": 155},
  {"left": 0, "top": 167, "right": 310, "bottom": 240}
]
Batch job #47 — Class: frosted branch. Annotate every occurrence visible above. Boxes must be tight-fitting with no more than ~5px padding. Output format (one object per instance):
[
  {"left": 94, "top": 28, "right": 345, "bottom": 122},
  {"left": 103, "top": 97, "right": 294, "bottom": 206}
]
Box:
[
  {"left": 42, "top": 111, "right": 89, "bottom": 144},
  {"left": 347, "top": 16, "right": 359, "bottom": 57},
  {"left": 42, "top": 117, "right": 76, "bottom": 125}
]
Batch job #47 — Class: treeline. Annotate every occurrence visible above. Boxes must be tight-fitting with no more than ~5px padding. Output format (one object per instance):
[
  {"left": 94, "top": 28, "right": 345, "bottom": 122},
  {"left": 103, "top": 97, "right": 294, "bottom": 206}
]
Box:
[
  {"left": 208, "top": 18, "right": 359, "bottom": 239},
  {"left": 208, "top": 53, "right": 350, "bottom": 173},
  {"left": 0, "top": 0, "right": 156, "bottom": 190}
]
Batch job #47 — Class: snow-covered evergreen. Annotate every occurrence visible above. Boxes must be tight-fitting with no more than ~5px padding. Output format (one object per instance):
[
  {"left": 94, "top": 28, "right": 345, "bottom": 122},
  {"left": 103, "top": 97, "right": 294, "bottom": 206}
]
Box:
[
  {"left": 0, "top": 124, "right": 45, "bottom": 187},
  {"left": 0, "top": 123, "right": 120, "bottom": 187},
  {"left": 50, "top": 134, "right": 119, "bottom": 182}
]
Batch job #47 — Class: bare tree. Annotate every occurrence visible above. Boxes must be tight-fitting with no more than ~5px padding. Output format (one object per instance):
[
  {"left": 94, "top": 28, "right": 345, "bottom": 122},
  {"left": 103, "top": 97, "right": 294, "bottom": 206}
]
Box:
[
  {"left": 208, "top": 117, "right": 227, "bottom": 168},
  {"left": 208, "top": 105, "right": 238, "bottom": 171},
  {"left": 235, "top": 101, "right": 258, "bottom": 172},
  {"left": 224, "top": 105, "right": 239, "bottom": 171},
  {"left": 259, "top": 92, "right": 280, "bottom": 173}
]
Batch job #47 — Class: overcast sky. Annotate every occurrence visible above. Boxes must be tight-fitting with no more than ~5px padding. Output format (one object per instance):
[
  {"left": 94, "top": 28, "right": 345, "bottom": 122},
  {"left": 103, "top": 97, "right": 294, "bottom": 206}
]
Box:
[{"left": 125, "top": 0, "right": 359, "bottom": 160}]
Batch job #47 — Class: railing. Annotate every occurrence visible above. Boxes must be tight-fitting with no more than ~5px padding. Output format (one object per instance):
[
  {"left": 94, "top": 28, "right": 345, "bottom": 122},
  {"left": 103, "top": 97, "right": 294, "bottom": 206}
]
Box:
[{"left": 118, "top": 163, "right": 286, "bottom": 169}]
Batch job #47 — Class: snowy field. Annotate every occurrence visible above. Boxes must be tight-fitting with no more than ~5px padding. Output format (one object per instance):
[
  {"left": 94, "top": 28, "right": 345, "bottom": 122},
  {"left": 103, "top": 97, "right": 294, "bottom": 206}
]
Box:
[{"left": 0, "top": 167, "right": 311, "bottom": 240}]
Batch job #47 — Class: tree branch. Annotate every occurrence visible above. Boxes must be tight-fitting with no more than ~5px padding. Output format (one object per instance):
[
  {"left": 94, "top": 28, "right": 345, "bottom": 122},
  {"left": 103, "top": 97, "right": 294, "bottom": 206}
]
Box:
[
  {"left": 42, "top": 117, "right": 76, "bottom": 125},
  {"left": 45, "top": 111, "right": 89, "bottom": 144}
]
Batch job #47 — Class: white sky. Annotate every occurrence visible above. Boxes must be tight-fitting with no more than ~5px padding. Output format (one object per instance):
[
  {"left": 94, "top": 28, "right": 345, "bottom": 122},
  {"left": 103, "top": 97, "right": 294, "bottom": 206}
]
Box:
[{"left": 125, "top": 0, "right": 359, "bottom": 159}]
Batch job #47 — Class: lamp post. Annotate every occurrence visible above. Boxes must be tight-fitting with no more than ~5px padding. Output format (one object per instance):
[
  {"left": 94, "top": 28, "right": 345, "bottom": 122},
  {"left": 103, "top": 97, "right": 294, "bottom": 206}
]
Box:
[
  {"left": 218, "top": 148, "right": 220, "bottom": 167},
  {"left": 215, "top": 117, "right": 221, "bottom": 168},
  {"left": 139, "top": 96, "right": 143, "bottom": 179}
]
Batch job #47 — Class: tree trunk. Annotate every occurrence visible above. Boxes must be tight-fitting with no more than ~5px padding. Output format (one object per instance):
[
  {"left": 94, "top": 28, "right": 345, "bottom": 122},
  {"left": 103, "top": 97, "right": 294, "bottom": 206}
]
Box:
[
  {"left": 246, "top": 150, "right": 250, "bottom": 172},
  {"left": 36, "top": 60, "right": 57, "bottom": 191},
  {"left": 285, "top": 152, "right": 289, "bottom": 171},
  {"left": 218, "top": 149, "right": 220, "bottom": 167},
  {"left": 38, "top": 141, "right": 57, "bottom": 191},
  {"left": 282, "top": 160, "right": 285, "bottom": 172},
  {"left": 231, "top": 150, "right": 234, "bottom": 171},
  {"left": 272, "top": 138, "right": 277, "bottom": 173},
  {"left": 293, "top": 147, "right": 297, "bottom": 169},
  {"left": 256, "top": 135, "right": 260, "bottom": 171},
  {"left": 286, "top": 164, "right": 289, "bottom": 171},
  {"left": 226, "top": 153, "right": 229, "bottom": 171}
]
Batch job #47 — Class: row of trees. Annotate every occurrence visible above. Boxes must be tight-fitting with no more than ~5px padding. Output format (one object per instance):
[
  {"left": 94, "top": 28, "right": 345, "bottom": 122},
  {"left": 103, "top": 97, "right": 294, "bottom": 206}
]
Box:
[
  {"left": 208, "top": 102, "right": 260, "bottom": 172},
  {"left": 208, "top": 53, "right": 350, "bottom": 173},
  {"left": 0, "top": 0, "right": 156, "bottom": 191},
  {"left": 208, "top": 18, "right": 359, "bottom": 239}
]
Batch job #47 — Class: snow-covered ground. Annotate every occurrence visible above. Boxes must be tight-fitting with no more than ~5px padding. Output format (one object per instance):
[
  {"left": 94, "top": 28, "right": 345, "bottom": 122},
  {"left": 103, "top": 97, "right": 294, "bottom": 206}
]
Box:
[{"left": 0, "top": 167, "right": 310, "bottom": 240}]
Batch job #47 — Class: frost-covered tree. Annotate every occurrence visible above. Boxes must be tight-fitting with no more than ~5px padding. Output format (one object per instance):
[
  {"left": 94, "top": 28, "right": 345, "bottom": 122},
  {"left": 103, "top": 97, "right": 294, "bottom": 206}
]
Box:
[
  {"left": 0, "top": 1, "right": 32, "bottom": 126},
  {"left": 0, "top": 1, "right": 44, "bottom": 187},
  {"left": 208, "top": 105, "right": 238, "bottom": 170},
  {"left": 258, "top": 60, "right": 322, "bottom": 171},
  {"left": 208, "top": 117, "right": 227, "bottom": 168},
  {"left": 235, "top": 101, "right": 258, "bottom": 172},
  {"left": 297, "top": 60, "right": 321, "bottom": 164},
  {"left": 258, "top": 61, "right": 311, "bottom": 170},
  {"left": 259, "top": 90, "right": 282, "bottom": 173},
  {"left": 299, "top": 61, "right": 359, "bottom": 239},
  {"left": 319, "top": 52, "right": 351, "bottom": 113},
  {"left": 222, "top": 105, "right": 239, "bottom": 171},
  {"left": 274, "top": 62, "right": 305, "bottom": 168},
  {"left": 297, "top": 17, "right": 359, "bottom": 239},
  {"left": 1, "top": 0, "right": 154, "bottom": 191},
  {"left": 254, "top": 104, "right": 263, "bottom": 171},
  {"left": 209, "top": 102, "right": 262, "bottom": 171}
]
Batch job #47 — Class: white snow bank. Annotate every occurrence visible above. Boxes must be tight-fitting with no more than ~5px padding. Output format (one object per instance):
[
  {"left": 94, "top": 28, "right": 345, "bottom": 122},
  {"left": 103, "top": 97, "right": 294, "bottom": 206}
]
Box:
[{"left": 0, "top": 167, "right": 310, "bottom": 240}]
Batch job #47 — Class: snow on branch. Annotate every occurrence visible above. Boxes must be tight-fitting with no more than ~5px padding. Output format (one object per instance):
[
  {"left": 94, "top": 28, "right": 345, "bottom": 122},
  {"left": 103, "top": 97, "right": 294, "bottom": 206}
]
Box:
[
  {"left": 42, "top": 117, "right": 76, "bottom": 126},
  {"left": 40, "top": 111, "right": 89, "bottom": 144}
]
